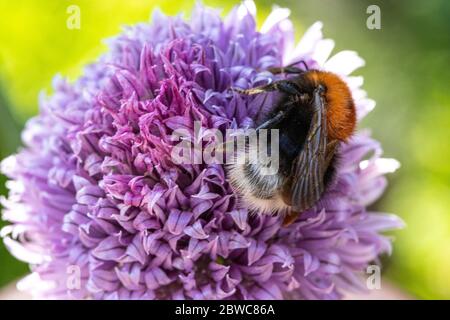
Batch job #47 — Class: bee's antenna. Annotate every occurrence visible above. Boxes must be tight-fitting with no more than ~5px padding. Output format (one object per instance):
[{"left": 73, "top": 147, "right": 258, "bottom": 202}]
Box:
[
  {"left": 255, "top": 102, "right": 296, "bottom": 130},
  {"left": 267, "top": 60, "right": 309, "bottom": 75},
  {"left": 289, "top": 60, "right": 309, "bottom": 71}
]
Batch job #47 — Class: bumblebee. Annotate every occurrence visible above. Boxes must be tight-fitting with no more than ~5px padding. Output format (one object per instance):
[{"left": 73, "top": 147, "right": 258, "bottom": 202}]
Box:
[{"left": 229, "top": 62, "right": 356, "bottom": 225}]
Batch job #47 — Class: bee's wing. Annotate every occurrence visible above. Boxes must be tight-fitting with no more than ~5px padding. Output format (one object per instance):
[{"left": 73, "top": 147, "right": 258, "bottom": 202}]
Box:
[{"left": 291, "top": 90, "right": 328, "bottom": 212}]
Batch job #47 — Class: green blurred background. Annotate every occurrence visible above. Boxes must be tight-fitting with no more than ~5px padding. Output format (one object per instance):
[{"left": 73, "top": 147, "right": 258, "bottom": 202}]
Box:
[{"left": 0, "top": 0, "right": 449, "bottom": 299}]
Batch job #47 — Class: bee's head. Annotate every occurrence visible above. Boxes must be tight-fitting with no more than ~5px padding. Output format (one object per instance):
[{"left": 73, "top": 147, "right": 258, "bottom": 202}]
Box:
[{"left": 307, "top": 70, "right": 357, "bottom": 141}]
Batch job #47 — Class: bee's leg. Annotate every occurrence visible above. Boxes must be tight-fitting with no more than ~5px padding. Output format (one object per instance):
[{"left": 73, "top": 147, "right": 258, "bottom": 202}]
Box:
[
  {"left": 232, "top": 80, "right": 300, "bottom": 96},
  {"left": 282, "top": 210, "right": 300, "bottom": 227},
  {"left": 268, "top": 66, "right": 304, "bottom": 74},
  {"left": 268, "top": 60, "right": 309, "bottom": 75}
]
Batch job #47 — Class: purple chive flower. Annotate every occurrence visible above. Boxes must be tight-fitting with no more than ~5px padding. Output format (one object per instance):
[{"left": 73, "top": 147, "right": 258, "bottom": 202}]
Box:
[{"left": 1, "top": 2, "right": 403, "bottom": 299}]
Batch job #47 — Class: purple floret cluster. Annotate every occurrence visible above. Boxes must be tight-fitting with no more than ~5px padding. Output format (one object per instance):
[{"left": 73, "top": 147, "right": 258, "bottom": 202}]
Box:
[{"left": 1, "top": 2, "right": 402, "bottom": 299}]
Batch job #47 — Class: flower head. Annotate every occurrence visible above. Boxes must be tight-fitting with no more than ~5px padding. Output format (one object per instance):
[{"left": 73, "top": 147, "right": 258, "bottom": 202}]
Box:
[{"left": 1, "top": 1, "right": 402, "bottom": 299}]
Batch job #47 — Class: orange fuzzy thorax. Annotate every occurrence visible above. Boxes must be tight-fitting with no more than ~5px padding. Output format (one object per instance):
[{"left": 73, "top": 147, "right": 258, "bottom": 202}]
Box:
[{"left": 307, "top": 71, "right": 356, "bottom": 141}]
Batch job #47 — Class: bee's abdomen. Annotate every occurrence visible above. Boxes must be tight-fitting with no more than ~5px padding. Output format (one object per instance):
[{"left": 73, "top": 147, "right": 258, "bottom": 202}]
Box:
[
  {"left": 243, "top": 164, "right": 280, "bottom": 199},
  {"left": 227, "top": 162, "right": 289, "bottom": 214}
]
